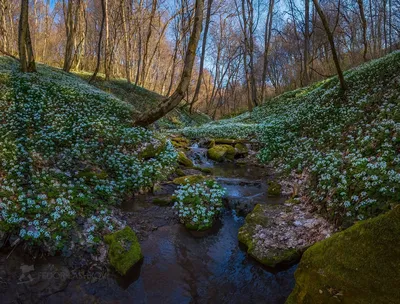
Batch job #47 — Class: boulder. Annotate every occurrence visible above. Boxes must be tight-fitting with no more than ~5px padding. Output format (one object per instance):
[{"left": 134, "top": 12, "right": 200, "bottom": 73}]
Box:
[
  {"left": 235, "top": 143, "right": 249, "bottom": 155},
  {"left": 238, "top": 203, "right": 333, "bottom": 268},
  {"left": 207, "top": 145, "right": 236, "bottom": 162},
  {"left": 171, "top": 137, "right": 190, "bottom": 149},
  {"left": 267, "top": 180, "right": 282, "bottom": 196},
  {"left": 138, "top": 140, "right": 165, "bottom": 160},
  {"left": 286, "top": 206, "right": 400, "bottom": 304},
  {"left": 172, "top": 175, "right": 206, "bottom": 185},
  {"left": 177, "top": 151, "right": 193, "bottom": 167},
  {"left": 104, "top": 227, "right": 143, "bottom": 276}
]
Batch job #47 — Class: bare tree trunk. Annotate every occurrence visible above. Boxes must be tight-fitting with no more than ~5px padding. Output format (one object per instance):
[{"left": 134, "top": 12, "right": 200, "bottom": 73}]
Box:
[
  {"left": 120, "top": 0, "right": 131, "bottom": 83},
  {"left": 135, "top": 0, "right": 143, "bottom": 85},
  {"left": 42, "top": 0, "right": 50, "bottom": 59},
  {"left": 89, "top": 0, "right": 105, "bottom": 83},
  {"left": 0, "top": 0, "right": 8, "bottom": 53},
  {"left": 312, "top": 0, "right": 347, "bottom": 91},
  {"left": 18, "top": 0, "right": 36, "bottom": 73},
  {"left": 133, "top": 0, "right": 205, "bottom": 126},
  {"left": 141, "top": 0, "right": 158, "bottom": 86},
  {"left": 247, "top": 0, "right": 257, "bottom": 106},
  {"left": 303, "top": 0, "right": 309, "bottom": 85},
  {"left": 190, "top": 0, "right": 213, "bottom": 113},
  {"left": 357, "top": 0, "right": 368, "bottom": 61},
  {"left": 104, "top": 0, "right": 110, "bottom": 80},
  {"left": 369, "top": 0, "right": 375, "bottom": 57},
  {"left": 63, "top": 0, "right": 81, "bottom": 72},
  {"left": 261, "top": 0, "right": 274, "bottom": 100}
]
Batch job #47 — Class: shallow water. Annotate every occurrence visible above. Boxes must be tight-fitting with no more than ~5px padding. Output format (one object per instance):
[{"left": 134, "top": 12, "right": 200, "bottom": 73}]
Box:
[
  {"left": 0, "top": 151, "right": 296, "bottom": 304},
  {"left": 122, "top": 212, "right": 296, "bottom": 304}
]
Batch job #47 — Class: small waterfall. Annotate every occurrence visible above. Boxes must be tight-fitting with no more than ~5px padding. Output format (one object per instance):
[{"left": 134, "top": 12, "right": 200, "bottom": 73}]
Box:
[{"left": 187, "top": 143, "right": 212, "bottom": 167}]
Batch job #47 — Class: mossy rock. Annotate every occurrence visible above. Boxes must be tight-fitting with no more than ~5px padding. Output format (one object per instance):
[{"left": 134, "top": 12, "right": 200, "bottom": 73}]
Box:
[
  {"left": 207, "top": 144, "right": 236, "bottom": 162},
  {"left": 235, "top": 143, "right": 249, "bottom": 155},
  {"left": 104, "top": 227, "right": 143, "bottom": 276},
  {"left": 138, "top": 140, "right": 166, "bottom": 160},
  {"left": 172, "top": 175, "right": 205, "bottom": 185},
  {"left": 171, "top": 137, "right": 190, "bottom": 149},
  {"left": 194, "top": 166, "right": 213, "bottom": 174},
  {"left": 175, "top": 168, "right": 186, "bottom": 177},
  {"left": 152, "top": 197, "right": 172, "bottom": 206},
  {"left": 267, "top": 180, "right": 281, "bottom": 196},
  {"left": 185, "top": 221, "right": 213, "bottom": 231},
  {"left": 208, "top": 139, "right": 216, "bottom": 148},
  {"left": 238, "top": 204, "right": 301, "bottom": 268},
  {"left": 177, "top": 151, "right": 193, "bottom": 167},
  {"left": 286, "top": 206, "right": 400, "bottom": 304},
  {"left": 214, "top": 138, "right": 237, "bottom": 145}
]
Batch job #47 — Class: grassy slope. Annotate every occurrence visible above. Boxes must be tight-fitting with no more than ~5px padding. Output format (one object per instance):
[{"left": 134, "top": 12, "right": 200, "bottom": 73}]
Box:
[
  {"left": 182, "top": 51, "right": 400, "bottom": 224},
  {"left": 0, "top": 57, "right": 177, "bottom": 252},
  {"left": 75, "top": 71, "right": 211, "bottom": 129}
]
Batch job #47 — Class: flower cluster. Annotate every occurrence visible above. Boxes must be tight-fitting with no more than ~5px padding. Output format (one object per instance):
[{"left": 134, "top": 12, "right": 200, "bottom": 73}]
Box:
[
  {"left": 173, "top": 180, "right": 225, "bottom": 230},
  {"left": 0, "top": 57, "right": 177, "bottom": 252}
]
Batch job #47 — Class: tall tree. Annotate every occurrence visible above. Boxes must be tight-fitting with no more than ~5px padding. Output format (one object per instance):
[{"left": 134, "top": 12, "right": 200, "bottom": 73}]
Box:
[
  {"left": 90, "top": 0, "right": 106, "bottom": 83},
  {"left": 18, "top": 0, "right": 36, "bottom": 72},
  {"left": 304, "top": 0, "right": 310, "bottom": 84},
  {"left": 63, "top": 0, "right": 81, "bottom": 72},
  {"left": 104, "top": 0, "right": 110, "bottom": 80},
  {"left": 133, "top": 0, "right": 205, "bottom": 126},
  {"left": 120, "top": 0, "right": 131, "bottom": 83},
  {"left": 261, "top": 0, "right": 275, "bottom": 100},
  {"left": 357, "top": 0, "right": 368, "bottom": 61},
  {"left": 190, "top": 0, "right": 213, "bottom": 113},
  {"left": 312, "top": 0, "right": 347, "bottom": 91}
]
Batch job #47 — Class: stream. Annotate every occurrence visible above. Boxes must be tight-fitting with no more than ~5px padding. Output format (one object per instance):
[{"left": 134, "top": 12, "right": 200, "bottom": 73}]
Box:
[{"left": 0, "top": 144, "right": 296, "bottom": 304}]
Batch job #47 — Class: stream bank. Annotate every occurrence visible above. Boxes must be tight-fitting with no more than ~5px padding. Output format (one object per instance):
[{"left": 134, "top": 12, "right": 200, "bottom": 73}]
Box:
[{"left": 0, "top": 138, "right": 330, "bottom": 304}]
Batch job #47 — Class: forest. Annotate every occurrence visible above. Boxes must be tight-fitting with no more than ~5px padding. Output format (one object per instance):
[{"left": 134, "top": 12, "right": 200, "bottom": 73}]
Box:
[{"left": 0, "top": 0, "right": 399, "bottom": 303}]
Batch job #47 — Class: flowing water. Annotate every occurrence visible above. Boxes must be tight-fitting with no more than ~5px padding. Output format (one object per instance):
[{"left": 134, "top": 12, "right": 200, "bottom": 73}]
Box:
[{"left": 0, "top": 145, "right": 296, "bottom": 304}]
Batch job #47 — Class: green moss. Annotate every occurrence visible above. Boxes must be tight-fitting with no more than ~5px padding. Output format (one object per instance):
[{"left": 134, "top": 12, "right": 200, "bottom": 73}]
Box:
[
  {"left": 238, "top": 204, "right": 300, "bottom": 268},
  {"left": 171, "top": 137, "right": 190, "bottom": 149},
  {"left": 185, "top": 222, "right": 212, "bottom": 231},
  {"left": 104, "top": 227, "right": 143, "bottom": 276},
  {"left": 138, "top": 140, "right": 166, "bottom": 159},
  {"left": 235, "top": 143, "right": 249, "bottom": 155},
  {"left": 172, "top": 175, "right": 206, "bottom": 185},
  {"left": 214, "top": 138, "right": 237, "bottom": 144},
  {"left": 175, "top": 168, "right": 185, "bottom": 176},
  {"left": 153, "top": 198, "right": 171, "bottom": 206},
  {"left": 177, "top": 151, "right": 193, "bottom": 167},
  {"left": 194, "top": 166, "right": 213, "bottom": 174},
  {"left": 267, "top": 180, "right": 281, "bottom": 196},
  {"left": 207, "top": 144, "right": 236, "bottom": 162},
  {"left": 287, "top": 206, "right": 400, "bottom": 304}
]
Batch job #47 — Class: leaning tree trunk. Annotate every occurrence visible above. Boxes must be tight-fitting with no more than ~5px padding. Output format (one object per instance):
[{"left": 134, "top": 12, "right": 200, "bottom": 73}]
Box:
[
  {"left": 133, "top": 0, "right": 205, "bottom": 127},
  {"left": 312, "top": 0, "right": 347, "bottom": 91},
  {"left": 18, "top": 0, "right": 36, "bottom": 72}
]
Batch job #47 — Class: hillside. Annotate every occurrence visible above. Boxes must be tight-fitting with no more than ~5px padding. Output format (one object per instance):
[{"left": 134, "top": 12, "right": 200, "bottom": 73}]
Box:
[
  {"left": 181, "top": 51, "right": 400, "bottom": 224},
  {"left": 75, "top": 71, "right": 211, "bottom": 129},
  {"left": 0, "top": 57, "right": 177, "bottom": 252}
]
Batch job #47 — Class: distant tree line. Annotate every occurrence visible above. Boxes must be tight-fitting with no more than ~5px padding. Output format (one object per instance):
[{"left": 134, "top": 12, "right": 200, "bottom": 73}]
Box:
[{"left": 1, "top": 0, "right": 399, "bottom": 122}]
